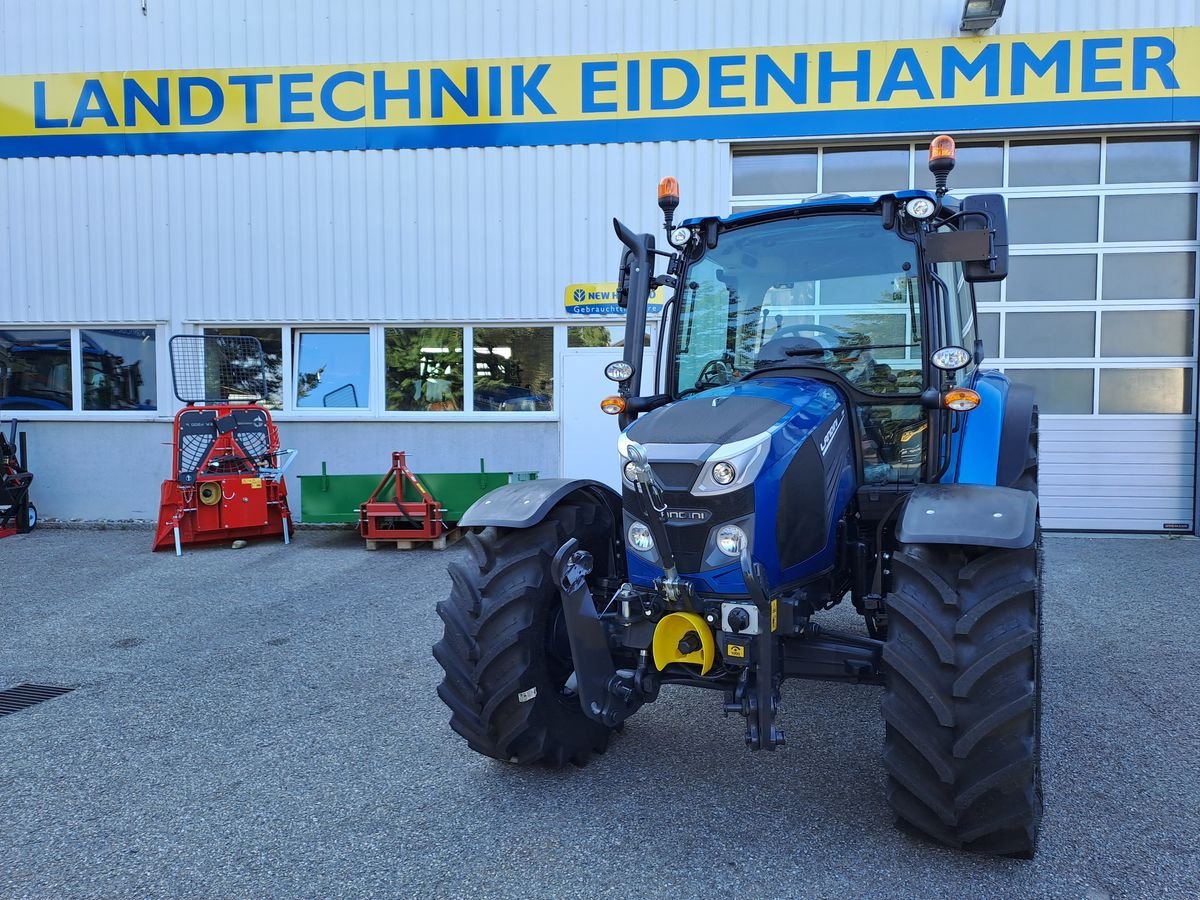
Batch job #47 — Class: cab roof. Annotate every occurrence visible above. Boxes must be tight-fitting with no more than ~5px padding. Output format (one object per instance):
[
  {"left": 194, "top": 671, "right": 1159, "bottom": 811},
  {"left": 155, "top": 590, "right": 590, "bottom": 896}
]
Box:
[{"left": 682, "top": 189, "right": 945, "bottom": 227}]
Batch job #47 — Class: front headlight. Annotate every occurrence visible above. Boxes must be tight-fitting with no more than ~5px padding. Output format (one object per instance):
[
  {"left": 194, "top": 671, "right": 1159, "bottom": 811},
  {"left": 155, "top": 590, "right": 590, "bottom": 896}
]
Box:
[
  {"left": 711, "top": 461, "right": 736, "bottom": 485},
  {"left": 692, "top": 431, "right": 771, "bottom": 496},
  {"left": 627, "top": 521, "right": 654, "bottom": 552},
  {"left": 715, "top": 524, "right": 747, "bottom": 557}
]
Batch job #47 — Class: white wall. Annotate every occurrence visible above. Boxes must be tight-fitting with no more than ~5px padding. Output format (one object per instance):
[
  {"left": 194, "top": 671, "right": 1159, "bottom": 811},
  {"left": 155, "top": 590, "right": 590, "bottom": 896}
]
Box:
[{"left": 23, "top": 418, "right": 559, "bottom": 522}]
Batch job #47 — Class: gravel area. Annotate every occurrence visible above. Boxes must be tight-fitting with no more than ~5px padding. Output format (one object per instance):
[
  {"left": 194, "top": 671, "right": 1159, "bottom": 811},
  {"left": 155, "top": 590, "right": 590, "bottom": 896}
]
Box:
[{"left": 1, "top": 529, "right": 1197, "bottom": 899}]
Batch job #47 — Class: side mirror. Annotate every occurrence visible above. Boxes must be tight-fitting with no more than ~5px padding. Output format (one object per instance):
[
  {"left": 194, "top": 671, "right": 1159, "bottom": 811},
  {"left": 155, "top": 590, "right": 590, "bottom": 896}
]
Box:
[
  {"left": 961, "top": 193, "right": 1008, "bottom": 283},
  {"left": 922, "top": 193, "right": 1009, "bottom": 283}
]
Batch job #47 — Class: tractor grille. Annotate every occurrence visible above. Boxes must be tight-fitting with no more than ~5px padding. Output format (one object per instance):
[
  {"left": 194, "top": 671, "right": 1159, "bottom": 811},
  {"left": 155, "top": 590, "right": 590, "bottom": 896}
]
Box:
[
  {"left": 650, "top": 462, "right": 701, "bottom": 492},
  {"left": 0, "top": 683, "right": 75, "bottom": 717}
]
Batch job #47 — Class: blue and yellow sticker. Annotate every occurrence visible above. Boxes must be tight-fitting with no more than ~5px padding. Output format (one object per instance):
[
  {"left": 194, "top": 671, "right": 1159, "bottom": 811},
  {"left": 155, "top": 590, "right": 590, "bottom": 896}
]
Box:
[
  {"left": 0, "top": 28, "right": 1197, "bottom": 158},
  {"left": 565, "top": 283, "right": 664, "bottom": 316}
]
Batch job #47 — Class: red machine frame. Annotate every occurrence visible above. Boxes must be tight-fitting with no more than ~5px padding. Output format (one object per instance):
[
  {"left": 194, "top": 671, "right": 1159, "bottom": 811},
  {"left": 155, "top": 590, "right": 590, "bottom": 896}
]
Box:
[
  {"left": 358, "top": 451, "right": 445, "bottom": 542},
  {"left": 153, "top": 404, "right": 294, "bottom": 553}
]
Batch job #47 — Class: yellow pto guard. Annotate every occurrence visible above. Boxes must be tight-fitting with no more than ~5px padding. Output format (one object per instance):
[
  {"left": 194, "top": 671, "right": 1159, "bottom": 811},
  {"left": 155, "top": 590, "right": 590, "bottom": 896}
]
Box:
[{"left": 652, "top": 612, "right": 715, "bottom": 675}]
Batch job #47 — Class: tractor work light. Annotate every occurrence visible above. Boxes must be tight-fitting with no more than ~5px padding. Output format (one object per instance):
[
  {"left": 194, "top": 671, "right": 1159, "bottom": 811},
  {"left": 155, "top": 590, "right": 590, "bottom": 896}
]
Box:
[
  {"left": 605, "top": 360, "right": 634, "bottom": 382},
  {"left": 905, "top": 197, "right": 937, "bottom": 219},
  {"left": 960, "top": 0, "right": 1006, "bottom": 32},
  {"left": 670, "top": 226, "right": 693, "bottom": 248},
  {"left": 943, "top": 388, "right": 981, "bottom": 411},
  {"left": 711, "top": 461, "right": 737, "bottom": 485},
  {"left": 931, "top": 346, "right": 972, "bottom": 371},
  {"left": 601, "top": 395, "right": 627, "bottom": 415},
  {"left": 628, "top": 520, "right": 655, "bottom": 552},
  {"left": 716, "top": 524, "right": 747, "bottom": 557}
]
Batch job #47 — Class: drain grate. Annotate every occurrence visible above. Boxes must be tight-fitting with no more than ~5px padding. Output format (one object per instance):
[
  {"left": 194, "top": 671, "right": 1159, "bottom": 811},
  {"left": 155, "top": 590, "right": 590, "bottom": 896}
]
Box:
[{"left": 0, "top": 683, "right": 75, "bottom": 717}]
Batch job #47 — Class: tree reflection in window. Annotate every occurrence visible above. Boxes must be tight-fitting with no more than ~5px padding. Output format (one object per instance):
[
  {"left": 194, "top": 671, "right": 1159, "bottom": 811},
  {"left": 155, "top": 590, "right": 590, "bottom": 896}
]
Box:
[
  {"left": 473, "top": 328, "right": 553, "bottom": 412},
  {"left": 385, "top": 328, "right": 464, "bottom": 411},
  {"left": 203, "top": 327, "right": 284, "bottom": 409}
]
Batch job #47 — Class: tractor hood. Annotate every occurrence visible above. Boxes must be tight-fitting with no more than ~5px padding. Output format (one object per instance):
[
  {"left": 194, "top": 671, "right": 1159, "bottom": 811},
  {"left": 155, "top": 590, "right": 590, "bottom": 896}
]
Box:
[
  {"left": 620, "top": 377, "right": 857, "bottom": 595},
  {"left": 622, "top": 377, "right": 844, "bottom": 472}
]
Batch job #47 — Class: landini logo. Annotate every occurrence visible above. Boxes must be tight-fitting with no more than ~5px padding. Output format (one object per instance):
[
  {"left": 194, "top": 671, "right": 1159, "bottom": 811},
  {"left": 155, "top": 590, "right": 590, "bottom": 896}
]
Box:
[{"left": 664, "top": 508, "right": 712, "bottom": 522}]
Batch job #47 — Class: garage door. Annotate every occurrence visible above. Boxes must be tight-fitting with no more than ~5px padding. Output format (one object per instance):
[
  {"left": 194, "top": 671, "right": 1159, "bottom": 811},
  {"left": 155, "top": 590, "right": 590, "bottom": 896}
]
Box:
[{"left": 732, "top": 134, "right": 1200, "bottom": 532}]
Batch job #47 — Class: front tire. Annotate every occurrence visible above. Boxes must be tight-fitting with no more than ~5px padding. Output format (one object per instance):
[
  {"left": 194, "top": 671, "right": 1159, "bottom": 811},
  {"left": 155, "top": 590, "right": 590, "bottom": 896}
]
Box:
[
  {"left": 433, "top": 503, "right": 617, "bottom": 767},
  {"left": 881, "top": 540, "right": 1043, "bottom": 857}
]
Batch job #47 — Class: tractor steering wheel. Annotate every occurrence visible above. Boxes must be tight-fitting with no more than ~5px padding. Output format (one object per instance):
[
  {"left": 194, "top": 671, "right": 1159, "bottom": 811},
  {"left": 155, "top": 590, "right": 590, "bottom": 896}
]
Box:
[{"left": 694, "top": 358, "right": 733, "bottom": 389}]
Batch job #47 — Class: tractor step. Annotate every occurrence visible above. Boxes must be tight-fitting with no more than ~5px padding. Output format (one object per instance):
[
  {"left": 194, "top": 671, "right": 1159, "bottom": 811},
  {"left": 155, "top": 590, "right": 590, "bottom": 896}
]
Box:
[{"left": 365, "top": 526, "right": 464, "bottom": 551}]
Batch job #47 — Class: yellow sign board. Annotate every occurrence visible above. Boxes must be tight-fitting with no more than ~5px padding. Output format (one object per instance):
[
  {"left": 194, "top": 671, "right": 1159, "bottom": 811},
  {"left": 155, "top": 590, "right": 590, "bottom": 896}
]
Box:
[
  {"left": 565, "top": 283, "right": 664, "bottom": 316},
  {"left": 1, "top": 28, "right": 1196, "bottom": 157}
]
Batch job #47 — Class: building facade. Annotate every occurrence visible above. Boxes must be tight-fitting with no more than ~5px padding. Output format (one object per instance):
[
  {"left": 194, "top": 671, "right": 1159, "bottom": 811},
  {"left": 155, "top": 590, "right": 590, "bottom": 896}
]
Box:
[{"left": 1, "top": 0, "right": 1198, "bottom": 531}]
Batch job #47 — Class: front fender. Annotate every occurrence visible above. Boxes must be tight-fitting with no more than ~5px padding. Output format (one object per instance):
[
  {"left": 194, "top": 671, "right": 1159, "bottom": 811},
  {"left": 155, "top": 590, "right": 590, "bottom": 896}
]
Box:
[
  {"left": 459, "top": 478, "right": 622, "bottom": 530},
  {"left": 896, "top": 483, "right": 1036, "bottom": 550}
]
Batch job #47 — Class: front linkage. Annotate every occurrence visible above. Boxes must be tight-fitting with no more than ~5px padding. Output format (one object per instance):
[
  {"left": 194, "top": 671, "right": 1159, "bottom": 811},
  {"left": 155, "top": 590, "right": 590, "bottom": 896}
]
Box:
[{"left": 550, "top": 449, "right": 884, "bottom": 752}]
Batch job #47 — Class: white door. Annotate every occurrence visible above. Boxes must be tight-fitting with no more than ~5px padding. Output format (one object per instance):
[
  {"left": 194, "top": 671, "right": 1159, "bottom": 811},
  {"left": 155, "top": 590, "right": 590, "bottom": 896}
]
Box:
[{"left": 560, "top": 348, "right": 655, "bottom": 490}]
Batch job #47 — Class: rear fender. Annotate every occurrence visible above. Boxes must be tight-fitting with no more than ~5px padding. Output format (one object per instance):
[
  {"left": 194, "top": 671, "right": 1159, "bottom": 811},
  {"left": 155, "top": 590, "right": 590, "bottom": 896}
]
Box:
[{"left": 896, "top": 483, "right": 1036, "bottom": 550}]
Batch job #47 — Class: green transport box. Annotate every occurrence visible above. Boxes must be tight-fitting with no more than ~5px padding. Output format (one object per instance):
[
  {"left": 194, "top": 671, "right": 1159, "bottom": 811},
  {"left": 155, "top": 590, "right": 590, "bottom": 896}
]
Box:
[{"left": 297, "top": 460, "right": 537, "bottom": 524}]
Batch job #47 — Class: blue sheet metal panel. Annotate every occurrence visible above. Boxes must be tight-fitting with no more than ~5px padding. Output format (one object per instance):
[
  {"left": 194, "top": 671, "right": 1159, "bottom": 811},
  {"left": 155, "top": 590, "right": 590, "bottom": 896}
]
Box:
[{"left": 952, "top": 369, "right": 1011, "bottom": 486}]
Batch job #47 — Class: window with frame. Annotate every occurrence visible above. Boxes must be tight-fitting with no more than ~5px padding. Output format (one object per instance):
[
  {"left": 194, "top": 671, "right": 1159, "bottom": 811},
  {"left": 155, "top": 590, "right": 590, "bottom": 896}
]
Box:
[
  {"left": 473, "top": 327, "right": 554, "bottom": 412},
  {"left": 0, "top": 329, "right": 72, "bottom": 411},
  {"left": 385, "top": 327, "right": 464, "bottom": 412},
  {"left": 77, "top": 328, "right": 157, "bottom": 411},
  {"left": 204, "top": 327, "right": 284, "bottom": 409},
  {"left": 294, "top": 330, "right": 370, "bottom": 409}
]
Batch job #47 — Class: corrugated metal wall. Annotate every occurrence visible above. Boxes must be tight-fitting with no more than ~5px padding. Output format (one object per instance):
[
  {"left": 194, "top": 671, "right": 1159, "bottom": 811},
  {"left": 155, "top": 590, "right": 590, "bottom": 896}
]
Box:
[
  {"left": 1, "top": 143, "right": 725, "bottom": 324},
  {"left": 2, "top": 0, "right": 1198, "bottom": 326}
]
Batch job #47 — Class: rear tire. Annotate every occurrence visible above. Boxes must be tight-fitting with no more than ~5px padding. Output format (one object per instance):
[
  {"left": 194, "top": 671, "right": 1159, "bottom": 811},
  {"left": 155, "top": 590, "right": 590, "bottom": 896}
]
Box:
[
  {"left": 433, "top": 502, "right": 617, "bottom": 767},
  {"left": 882, "top": 540, "right": 1042, "bottom": 857}
]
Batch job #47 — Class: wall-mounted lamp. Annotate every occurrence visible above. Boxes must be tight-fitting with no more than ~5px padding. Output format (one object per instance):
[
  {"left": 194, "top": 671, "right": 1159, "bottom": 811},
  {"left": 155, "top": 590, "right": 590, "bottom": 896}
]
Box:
[{"left": 960, "top": 0, "right": 1005, "bottom": 32}]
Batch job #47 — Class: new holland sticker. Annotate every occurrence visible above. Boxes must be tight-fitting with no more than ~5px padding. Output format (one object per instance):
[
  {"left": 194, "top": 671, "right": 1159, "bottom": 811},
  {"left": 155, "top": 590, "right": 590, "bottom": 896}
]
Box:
[{"left": 564, "top": 282, "right": 664, "bottom": 316}]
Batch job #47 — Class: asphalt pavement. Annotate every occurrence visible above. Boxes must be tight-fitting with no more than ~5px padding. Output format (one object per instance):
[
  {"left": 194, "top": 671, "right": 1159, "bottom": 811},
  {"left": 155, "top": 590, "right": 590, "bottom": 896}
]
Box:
[{"left": 1, "top": 528, "right": 1197, "bottom": 899}]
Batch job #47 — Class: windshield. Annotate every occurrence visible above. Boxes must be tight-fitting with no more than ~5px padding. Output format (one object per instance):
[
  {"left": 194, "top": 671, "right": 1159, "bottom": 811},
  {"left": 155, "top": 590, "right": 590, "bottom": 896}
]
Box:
[{"left": 673, "top": 214, "right": 924, "bottom": 396}]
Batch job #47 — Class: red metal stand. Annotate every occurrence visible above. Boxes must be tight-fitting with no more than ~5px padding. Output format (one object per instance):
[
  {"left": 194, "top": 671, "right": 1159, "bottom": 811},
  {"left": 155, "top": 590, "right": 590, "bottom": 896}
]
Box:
[{"left": 359, "top": 452, "right": 445, "bottom": 542}]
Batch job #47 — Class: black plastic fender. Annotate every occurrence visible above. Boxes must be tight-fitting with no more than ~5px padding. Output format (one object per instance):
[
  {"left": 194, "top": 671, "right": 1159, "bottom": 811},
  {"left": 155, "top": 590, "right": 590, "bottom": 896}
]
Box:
[
  {"left": 896, "top": 483, "right": 1037, "bottom": 550},
  {"left": 996, "top": 381, "right": 1036, "bottom": 488},
  {"left": 459, "top": 477, "right": 623, "bottom": 530}
]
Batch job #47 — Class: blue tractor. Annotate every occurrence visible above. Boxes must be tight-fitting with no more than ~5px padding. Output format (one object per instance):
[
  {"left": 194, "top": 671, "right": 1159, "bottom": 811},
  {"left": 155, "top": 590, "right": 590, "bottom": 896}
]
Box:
[{"left": 435, "top": 137, "right": 1042, "bottom": 857}]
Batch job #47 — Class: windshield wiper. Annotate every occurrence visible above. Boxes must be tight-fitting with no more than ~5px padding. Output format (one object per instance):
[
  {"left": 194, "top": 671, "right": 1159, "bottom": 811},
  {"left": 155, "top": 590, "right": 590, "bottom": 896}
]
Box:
[{"left": 784, "top": 342, "right": 920, "bottom": 356}]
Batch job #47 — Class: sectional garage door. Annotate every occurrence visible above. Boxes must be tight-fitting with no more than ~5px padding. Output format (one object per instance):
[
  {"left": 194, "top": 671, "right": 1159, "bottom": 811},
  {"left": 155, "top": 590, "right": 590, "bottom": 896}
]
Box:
[{"left": 732, "top": 133, "right": 1200, "bottom": 532}]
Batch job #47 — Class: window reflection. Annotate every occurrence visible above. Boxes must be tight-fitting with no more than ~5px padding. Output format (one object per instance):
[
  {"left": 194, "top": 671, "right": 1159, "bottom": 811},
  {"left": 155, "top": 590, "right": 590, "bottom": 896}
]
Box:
[
  {"left": 0, "top": 329, "right": 72, "bottom": 410},
  {"left": 567, "top": 326, "right": 650, "bottom": 348},
  {"left": 295, "top": 331, "right": 370, "bottom": 409},
  {"left": 204, "top": 327, "right": 284, "bottom": 409},
  {"left": 473, "top": 328, "right": 553, "bottom": 412},
  {"left": 385, "top": 328, "right": 464, "bottom": 411},
  {"left": 81, "top": 329, "right": 157, "bottom": 410}
]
